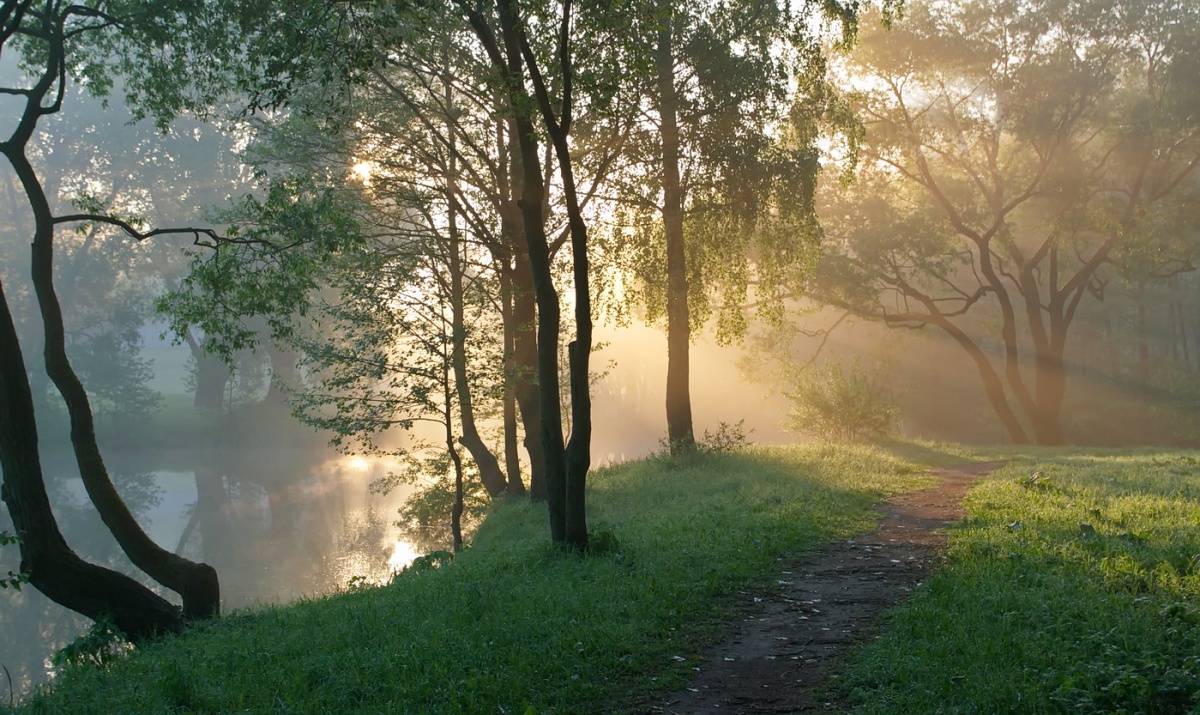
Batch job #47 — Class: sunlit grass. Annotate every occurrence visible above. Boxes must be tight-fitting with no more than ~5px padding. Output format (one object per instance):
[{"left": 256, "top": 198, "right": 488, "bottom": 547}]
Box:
[
  {"left": 16, "top": 442, "right": 931, "bottom": 714},
  {"left": 840, "top": 450, "right": 1200, "bottom": 714}
]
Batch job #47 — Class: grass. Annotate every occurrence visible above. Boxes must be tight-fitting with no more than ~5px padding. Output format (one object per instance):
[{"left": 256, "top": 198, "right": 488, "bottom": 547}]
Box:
[
  {"left": 16, "top": 442, "right": 932, "bottom": 714},
  {"left": 840, "top": 449, "right": 1200, "bottom": 714}
]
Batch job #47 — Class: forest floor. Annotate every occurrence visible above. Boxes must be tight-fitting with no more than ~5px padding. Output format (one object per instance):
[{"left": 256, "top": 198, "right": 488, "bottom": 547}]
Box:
[{"left": 642, "top": 461, "right": 1005, "bottom": 714}]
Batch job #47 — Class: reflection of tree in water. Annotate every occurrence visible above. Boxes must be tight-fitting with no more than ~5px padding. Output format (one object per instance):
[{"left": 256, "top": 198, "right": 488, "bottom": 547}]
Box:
[
  {"left": 325, "top": 509, "right": 392, "bottom": 587},
  {"left": 174, "top": 448, "right": 401, "bottom": 603},
  {"left": 2, "top": 447, "right": 411, "bottom": 696},
  {"left": 0, "top": 464, "right": 163, "bottom": 694}
]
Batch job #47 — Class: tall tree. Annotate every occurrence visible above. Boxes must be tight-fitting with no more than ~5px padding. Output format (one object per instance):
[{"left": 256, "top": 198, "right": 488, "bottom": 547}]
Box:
[
  {"left": 605, "top": 1, "right": 833, "bottom": 454},
  {"left": 0, "top": 0, "right": 217, "bottom": 635},
  {"left": 816, "top": 0, "right": 1200, "bottom": 444},
  {"left": 456, "top": 0, "right": 625, "bottom": 547}
]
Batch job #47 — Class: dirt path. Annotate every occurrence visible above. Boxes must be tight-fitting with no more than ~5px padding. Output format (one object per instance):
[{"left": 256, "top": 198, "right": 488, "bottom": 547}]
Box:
[{"left": 641, "top": 461, "right": 1004, "bottom": 715}]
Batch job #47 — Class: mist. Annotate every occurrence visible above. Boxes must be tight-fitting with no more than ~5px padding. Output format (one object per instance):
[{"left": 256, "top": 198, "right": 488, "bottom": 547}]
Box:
[{"left": 2, "top": 0, "right": 1198, "bottom": 703}]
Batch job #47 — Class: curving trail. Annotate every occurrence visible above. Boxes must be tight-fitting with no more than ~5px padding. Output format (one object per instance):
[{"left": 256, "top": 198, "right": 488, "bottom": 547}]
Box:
[{"left": 643, "top": 461, "right": 1005, "bottom": 714}]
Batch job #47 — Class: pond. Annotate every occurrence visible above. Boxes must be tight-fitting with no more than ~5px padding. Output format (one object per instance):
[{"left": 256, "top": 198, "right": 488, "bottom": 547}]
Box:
[{"left": 0, "top": 447, "right": 420, "bottom": 699}]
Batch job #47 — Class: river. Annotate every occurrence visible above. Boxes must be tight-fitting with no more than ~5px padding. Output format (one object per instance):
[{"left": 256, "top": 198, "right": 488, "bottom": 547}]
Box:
[{"left": 0, "top": 447, "right": 421, "bottom": 699}]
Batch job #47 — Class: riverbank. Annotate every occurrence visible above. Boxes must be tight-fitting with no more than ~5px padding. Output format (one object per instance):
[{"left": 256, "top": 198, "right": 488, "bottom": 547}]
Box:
[
  {"left": 12, "top": 442, "right": 1200, "bottom": 713},
  {"left": 13, "top": 443, "right": 930, "bottom": 713}
]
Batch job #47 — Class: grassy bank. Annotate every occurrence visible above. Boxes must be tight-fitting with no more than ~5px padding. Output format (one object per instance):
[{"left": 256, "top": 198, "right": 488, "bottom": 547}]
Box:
[
  {"left": 17, "top": 443, "right": 931, "bottom": 714},
  {"left": 841, "top": 449, "right": 1200, "bottom": 713}
]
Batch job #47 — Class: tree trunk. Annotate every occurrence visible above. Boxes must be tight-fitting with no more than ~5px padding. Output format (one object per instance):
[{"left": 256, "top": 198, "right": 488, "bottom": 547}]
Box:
[
  {"left": 924, "top": 315, "right": 1031, "bottom": 444},
  {"left": 447, "top": 190, "right": 509, "bottom": 498},
  {"left": 14, "top": 148, "right": 221, "bottom": 621},
  {"left": 1136, "top": 280, "right": 1150, "bottom": 391},
  {"left": 500, "top": 116, "right": 543, "bottom": 499},
  {"left": 506, "top": 102, "right": 567, "bottom": 538},
  {"left": 184, "top": 329, "right": 230, "bottom": 412},
  {"left": 0, "top": 281, "right": 185, "bottom": 642},
  {"left": 499, "top": 269, "right": 526, "bottom": 496},
  {"left": 1031, "top": 349, "right": 1067, "bottom": 445},
  {"left": 511, "top": 249, "right": 546, "bottom": 500},
  {"left": 656, "top": 15, "right": 696, "bottom": 456}
]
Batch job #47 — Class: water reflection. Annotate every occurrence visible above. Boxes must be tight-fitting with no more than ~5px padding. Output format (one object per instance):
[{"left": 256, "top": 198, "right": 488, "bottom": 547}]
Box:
[{"left": 0, "top": 448, "right": 422, "bottom": 698}]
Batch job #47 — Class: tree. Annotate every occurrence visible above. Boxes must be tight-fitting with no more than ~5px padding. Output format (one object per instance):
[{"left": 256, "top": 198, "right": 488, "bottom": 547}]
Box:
[
  {"left": 603, "top": 0, "right": 836, "bottom": 454},
  {"left": 455, "top": 0, "right": 623, "bottom": 548},
  {"left": 1, "top": 0, "right": 222, "bottom": 635},
  {"left": 816, "top": 0, "right": 1200, "bottom": 445}
]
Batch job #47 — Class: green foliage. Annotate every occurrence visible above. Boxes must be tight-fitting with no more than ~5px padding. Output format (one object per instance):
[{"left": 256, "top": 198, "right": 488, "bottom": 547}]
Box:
[
  {"left": 782, "top": 357, "right": 897, "bottom": 441},
  {"left": 21, "top": 443, "right": 929, "bottom": 714},
  {"left": 51, "top": 616, "right": 129, "bottom": 670},
  {"left": 842, "top": 451, "right": 1200, "bottom": 714},
  {"left": 158, "top": 174, "right": 367, "bottom": 364},
  {"left": 698, "top": 419, "right": 753, "bottom": 454},
  {"left": 388, "top": 465, "right": 491, "bottom": 554},
  {"left": 0, "top": 533, "right": 26, "bottom": 592},
  {"left": 399, "top": 550, "right": 455, "bottom": 577},
  {"left": 597, "top": 1, "right": 836, "bottom": 343}
]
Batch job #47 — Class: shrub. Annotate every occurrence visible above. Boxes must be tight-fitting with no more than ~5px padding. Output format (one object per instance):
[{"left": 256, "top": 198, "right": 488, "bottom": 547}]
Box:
[{"left": 782, "top": 357, "right": 897, "bottom": 441}]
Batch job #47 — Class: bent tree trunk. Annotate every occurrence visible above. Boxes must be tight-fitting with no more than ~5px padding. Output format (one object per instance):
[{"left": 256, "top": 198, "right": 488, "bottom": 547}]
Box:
[
  {"left": 447, "top": 175, "right": 509, "bottom": 498},
  {"left": 15, "top": 151, "right": 221, "bottom": 620},
  {"left": 0, "top": 282, "right": 184, "bottom": 642}
]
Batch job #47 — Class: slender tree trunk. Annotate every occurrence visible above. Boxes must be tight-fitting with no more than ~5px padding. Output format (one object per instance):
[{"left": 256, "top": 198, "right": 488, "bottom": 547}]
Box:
[
  {"left": 506, "top": 97, "right": 567, "bottom": 539},
  {"left": 466, "top": 0, "right": 579, "bottom": 545},
  {"left": 500, "top": 117, "right": 544, "bottom": 500},
  {"left": 12, "top": 147, "right": 220, "bottom": 620},
  {"left": 1136, "top": 280, "right": 1150, "bottom": 391},
  {"left": 511, "top": 249, "right": 546, "bottom": 500},
  {"left": 444, "top": 365, "right": 465, "bottom": 554},
  {"left": 0, "top": 281, "right": 185, "bottom": 642},
  {"left": 447, "top": 193, "right": 509, "bottom": 498},
  {"left": 499, "top": 268, "right": 526, "bottom": 496},
  {"left": 656, "top": 16, "right": 695, "bottom": 455}
]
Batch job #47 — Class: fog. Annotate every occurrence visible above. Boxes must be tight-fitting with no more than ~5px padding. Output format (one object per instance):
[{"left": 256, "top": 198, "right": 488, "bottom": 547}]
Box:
[{"left": 3, "top": 0, "right": 1199, "bottom": 702}]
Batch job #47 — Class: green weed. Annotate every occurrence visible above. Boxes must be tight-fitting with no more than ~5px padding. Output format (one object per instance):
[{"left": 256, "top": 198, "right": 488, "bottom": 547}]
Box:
[{"left": 841, "top": 451, "right": 1200, "bottom": 714}]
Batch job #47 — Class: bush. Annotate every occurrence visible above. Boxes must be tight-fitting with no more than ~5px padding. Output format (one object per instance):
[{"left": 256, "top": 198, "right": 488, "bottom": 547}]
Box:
[{"left": 782, "top": 357, "right": 897, "bottom": 441}]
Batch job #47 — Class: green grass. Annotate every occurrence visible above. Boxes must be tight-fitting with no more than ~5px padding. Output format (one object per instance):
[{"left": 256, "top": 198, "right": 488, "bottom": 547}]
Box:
[
  {"left": 16, "top": 442, "right": 932, "bottom": 714},
  {"left": 841, "top": 449, "right": 1200, "bottom": 714}
]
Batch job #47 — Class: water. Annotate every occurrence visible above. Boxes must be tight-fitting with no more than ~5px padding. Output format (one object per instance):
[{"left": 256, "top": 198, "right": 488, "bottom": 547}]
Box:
[{"left": 0, "top": 447, "right": 421, "bottom": 699}]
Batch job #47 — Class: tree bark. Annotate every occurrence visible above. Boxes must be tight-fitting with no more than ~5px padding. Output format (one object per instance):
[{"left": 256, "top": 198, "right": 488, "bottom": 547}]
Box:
[
  {"left": 499, "top": 268, "right": 527, "bottom": 496},
  {"left": 500, "top": 116, "right": 544, "bottom": 500},
  {"left": 488, "top": 2, "right": 569, "bottom": 540},
  {"left": 12, "top": 132, "right": 220, "bottom": 622},
  {"left": 656, "top": 16, "right": 696, "bottom": 455},
  {"left": 447, "top": 190, "right": 509, "bottom": 498},
  {"left": 0, "top": 281, "right": 185, "bottom": 642},
  {"left": 511, "top": 247, "right": 546, "bottom": 500}
]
